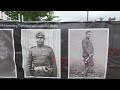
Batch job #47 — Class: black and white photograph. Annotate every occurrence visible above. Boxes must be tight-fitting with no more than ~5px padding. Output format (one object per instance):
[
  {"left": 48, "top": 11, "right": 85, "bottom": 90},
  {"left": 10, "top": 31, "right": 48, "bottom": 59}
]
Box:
[
  {"left": 21, "top": 29, "right": 61, "bottom": 78},
  {"left": 0, "top": 29, "right": 17, "bottom": 78},
  {"left": 68, "top": 28, "right": 109, "bottom": 79}
]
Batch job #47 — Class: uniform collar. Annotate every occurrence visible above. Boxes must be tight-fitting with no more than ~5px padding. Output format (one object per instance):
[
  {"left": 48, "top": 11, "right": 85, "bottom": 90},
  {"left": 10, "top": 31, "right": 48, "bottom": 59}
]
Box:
[
  {"left": 85, "top": 37, "right": 90, "bottom": 40},
  {"left": 37, "top": 44, "right": 44, "bottom": 48}
]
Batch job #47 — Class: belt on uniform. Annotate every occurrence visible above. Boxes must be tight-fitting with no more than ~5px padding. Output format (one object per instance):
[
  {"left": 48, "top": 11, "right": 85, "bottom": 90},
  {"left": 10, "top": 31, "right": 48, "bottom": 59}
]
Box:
[{"left": 34, "top": 66, "right": 53, "bottom": 73}]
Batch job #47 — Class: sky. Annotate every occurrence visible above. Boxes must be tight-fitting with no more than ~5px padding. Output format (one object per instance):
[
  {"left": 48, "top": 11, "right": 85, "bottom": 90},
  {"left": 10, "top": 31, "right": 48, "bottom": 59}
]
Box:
[{"left": 53, "top": 11, "right": 120, "bottom": 21}]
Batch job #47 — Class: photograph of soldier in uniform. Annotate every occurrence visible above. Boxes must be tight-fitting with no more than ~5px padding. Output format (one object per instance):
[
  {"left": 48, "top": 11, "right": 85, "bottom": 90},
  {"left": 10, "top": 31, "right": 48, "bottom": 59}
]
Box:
[
  {"left": 0, "top": 29, "right": 16, "bottom": 78},
  {"left": 21, "top": 29, "right": 61, "bottom": 78},
  {"left": 68, "top": 28, "right": 109, "bottom": 79},
  {"left": 81, "top": 30, "right": 95, "bottom": 77}
]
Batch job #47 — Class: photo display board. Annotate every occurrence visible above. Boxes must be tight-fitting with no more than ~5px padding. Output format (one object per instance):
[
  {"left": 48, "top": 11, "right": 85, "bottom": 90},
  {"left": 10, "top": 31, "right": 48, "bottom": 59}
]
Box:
[{"left": 0, "top": 21, "right": 119, "bottom": 79}]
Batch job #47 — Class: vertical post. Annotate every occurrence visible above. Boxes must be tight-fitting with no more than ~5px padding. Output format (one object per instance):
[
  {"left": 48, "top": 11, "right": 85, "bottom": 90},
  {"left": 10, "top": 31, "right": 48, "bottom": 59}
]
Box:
[
  {"left": 18, "top": 13, "right": 21, "bottom": 22},
  {"left": 87, "top": 11, "right": 89, "bottom": 21},
  {"left": 21, "top": 15, "right": 24, "bottom": 22}
]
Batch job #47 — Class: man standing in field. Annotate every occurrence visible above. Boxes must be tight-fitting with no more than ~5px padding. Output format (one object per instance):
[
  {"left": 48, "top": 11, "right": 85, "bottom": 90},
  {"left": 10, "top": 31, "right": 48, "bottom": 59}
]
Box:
[{"left": 81, "top": 30, "right": 95, "bottom": 77}]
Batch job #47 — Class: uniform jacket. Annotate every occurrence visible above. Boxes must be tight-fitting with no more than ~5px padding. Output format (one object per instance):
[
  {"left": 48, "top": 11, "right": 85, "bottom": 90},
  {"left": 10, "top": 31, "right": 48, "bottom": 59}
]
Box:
[
  {"left": 27, "top": 45, "right": 57, "bottom": 77},
  {"left": 82, "top": 37, "right": 94, "bottom": 57}
]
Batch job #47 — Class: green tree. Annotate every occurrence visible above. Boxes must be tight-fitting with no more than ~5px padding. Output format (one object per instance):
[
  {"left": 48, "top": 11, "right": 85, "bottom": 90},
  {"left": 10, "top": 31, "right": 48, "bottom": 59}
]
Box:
[{"left": 4, "top": 11, "right": 59, "bottom": 21}]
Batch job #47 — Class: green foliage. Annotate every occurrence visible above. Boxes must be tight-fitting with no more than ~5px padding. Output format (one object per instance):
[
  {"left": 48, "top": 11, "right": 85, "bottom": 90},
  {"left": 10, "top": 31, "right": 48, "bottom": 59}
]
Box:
[{"left": 4, "top": 11, "right": 58, "bottom": 21}]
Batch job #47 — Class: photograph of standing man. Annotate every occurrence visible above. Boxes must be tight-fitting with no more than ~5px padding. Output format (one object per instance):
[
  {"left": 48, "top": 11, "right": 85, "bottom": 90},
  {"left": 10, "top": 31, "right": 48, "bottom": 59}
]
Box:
[
  {"left": 81, "top": 30, "right": 94, "bottom": 77},
  {"left": 27, "top": 32, "right": 57, "bottom": 77},
  {"left": 22, "top": 29, "right": 61, "bottom": 78},
  {"left": 69, "top": 28, "right": 109, "bottom": 79}
]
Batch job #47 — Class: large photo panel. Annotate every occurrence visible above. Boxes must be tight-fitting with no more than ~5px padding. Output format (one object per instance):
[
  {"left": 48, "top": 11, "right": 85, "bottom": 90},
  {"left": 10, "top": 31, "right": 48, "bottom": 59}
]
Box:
[
  {"left": 68, "top": 28, "right": 109, "bottom": 79},
  {"left": 0, "top": 29, "right": 17, "bottom": 78},
  {"left": 21, "top": 29, "right": 61, "bottom": 78}
]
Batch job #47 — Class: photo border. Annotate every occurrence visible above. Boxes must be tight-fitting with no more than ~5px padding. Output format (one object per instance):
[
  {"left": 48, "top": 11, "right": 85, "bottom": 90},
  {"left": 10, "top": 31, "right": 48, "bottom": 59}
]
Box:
[
  {"left": 21, "top": 29, "right": 61, "bottom": 79},
  {"left": 68, "top": 28, "right": 109, "bottom": 79}
]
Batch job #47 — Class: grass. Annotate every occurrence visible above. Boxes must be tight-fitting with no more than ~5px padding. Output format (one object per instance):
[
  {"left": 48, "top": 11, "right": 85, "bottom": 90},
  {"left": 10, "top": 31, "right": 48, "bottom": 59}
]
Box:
[{"left": 69, "top": 60, "right": 105, "bottom": 78}]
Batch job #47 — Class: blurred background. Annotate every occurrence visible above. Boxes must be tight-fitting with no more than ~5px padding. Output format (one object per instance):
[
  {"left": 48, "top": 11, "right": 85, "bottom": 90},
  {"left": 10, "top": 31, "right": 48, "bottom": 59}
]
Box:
[{"left": 0, "top": 11, "right": 120, "bottom": 22}]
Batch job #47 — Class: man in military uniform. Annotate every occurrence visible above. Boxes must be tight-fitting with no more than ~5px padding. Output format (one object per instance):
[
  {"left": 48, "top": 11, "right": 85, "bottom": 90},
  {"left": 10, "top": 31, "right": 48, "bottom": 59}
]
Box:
[
  {"left": 27, "top": 32, "right": 57, "bottom": 77},
  {"left": 81, "top": 30, "right": 94, "bottom": 77}
]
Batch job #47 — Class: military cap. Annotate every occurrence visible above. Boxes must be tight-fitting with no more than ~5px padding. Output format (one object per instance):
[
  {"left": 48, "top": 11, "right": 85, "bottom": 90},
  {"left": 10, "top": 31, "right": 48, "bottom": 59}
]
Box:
[
  {"left": 36, "top": 32, "right": 45, "bottom": 38},
  {"left": 86, "top": 30, "right": 91, "bottom": 34}
]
